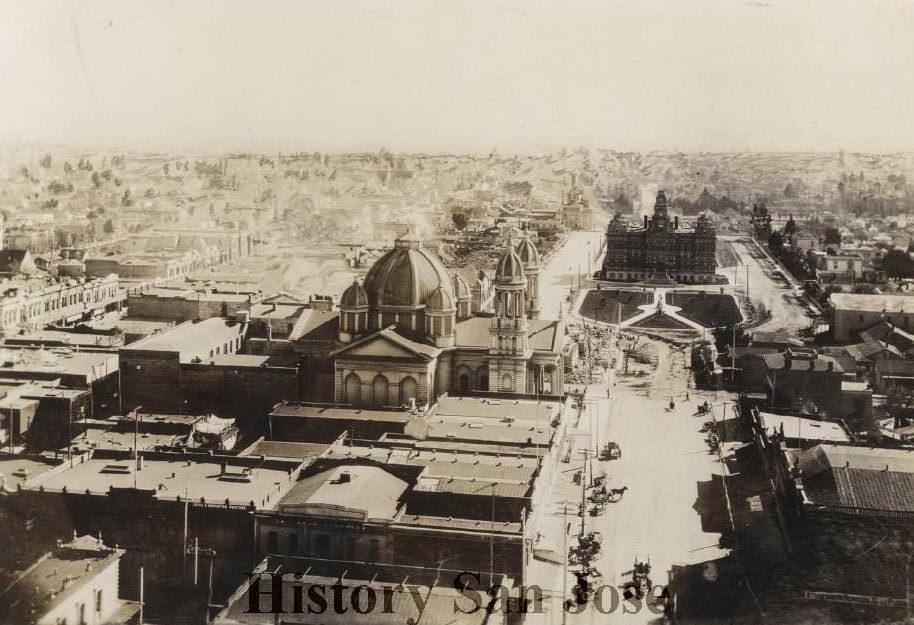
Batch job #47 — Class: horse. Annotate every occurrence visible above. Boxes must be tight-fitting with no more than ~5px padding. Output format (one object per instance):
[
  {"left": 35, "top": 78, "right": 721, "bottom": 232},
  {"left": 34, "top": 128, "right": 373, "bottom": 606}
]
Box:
[{"left": 608, "top": 486, "right": 628, "bottom": 500}]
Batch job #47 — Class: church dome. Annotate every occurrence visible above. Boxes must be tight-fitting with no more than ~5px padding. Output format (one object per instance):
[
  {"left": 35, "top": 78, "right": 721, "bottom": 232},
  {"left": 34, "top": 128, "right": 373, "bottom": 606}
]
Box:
[
  {"left": 340, "top": 280, "right": 369, "bottom": 309},
  {"left": 514, "top": 236, "right": 540, "bottom": 268},
  {"left": 427, "top": 285, "right": 456, "bottom": 312},
  {"left": 452, "top": 274, "right": 471, "bottom": 301},
  {"left": 495, "top": 247, "right": 527, "bottom": 285},
  {"left": 363, "top": 237, "right": 455, "bottom": 308}
]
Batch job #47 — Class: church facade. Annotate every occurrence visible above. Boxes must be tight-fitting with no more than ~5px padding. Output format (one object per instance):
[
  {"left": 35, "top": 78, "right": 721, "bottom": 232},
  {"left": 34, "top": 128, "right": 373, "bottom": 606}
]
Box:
[
  {"left": 326, "top": 232, "right": 564, "bottom": 408},
  {"left": 600, "top": 190, "right": 717, "bottom": 283}
]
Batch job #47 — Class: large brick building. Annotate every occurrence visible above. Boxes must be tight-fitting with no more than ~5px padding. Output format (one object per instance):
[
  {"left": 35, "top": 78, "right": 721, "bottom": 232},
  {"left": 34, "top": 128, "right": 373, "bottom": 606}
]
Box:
[{"left": 600, "top": 190, "right": 717, "bottom": 283}]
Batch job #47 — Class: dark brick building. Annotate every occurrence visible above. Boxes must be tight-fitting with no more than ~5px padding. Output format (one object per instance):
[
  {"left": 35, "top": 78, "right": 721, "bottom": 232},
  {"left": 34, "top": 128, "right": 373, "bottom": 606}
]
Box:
[{"left": 600, "top": 190, "right": 717, "bottom": 283}]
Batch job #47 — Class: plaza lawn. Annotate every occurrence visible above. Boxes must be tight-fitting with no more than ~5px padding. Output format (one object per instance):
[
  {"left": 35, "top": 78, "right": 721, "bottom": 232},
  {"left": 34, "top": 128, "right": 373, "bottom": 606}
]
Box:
[
  {"left": 666, "top": 291, "right": 742, "bottom": 328},
  {"left": 581, "top": 288, "right": 652, "bottom": 323}
]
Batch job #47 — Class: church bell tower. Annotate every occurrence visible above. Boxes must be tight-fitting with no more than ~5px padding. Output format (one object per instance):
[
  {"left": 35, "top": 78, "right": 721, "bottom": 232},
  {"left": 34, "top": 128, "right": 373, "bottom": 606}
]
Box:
[{"left": 488, "top": 244, "right": 531, "bottom": 393}]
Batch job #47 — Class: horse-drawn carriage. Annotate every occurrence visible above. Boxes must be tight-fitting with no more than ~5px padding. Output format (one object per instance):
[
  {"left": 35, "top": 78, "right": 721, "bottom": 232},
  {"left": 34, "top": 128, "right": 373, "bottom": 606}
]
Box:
[
  {"left": 598, "top": 441, "right": 621, "bottom": 461},
  {"left": 706, "top": 432, "right": 720, "bottom": 453},
  {"left": 621, "top": 558, "right": 652, "bottom": 599},
  {"left": 568, "top": 532, "right": 602, "bottom": 565}
]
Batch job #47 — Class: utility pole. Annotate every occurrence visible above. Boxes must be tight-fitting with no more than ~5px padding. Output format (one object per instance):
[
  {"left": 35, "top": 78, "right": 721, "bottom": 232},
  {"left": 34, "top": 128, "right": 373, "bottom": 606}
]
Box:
[
  {"left": 194, "top": 536, "right": 199, "bottom": 585},
  {"left": 139, "top": 567, "right": 144, "bottom": 625},
  {"left": 577, "top": 449, "right": 594, "bottom": 536},
  {"left": 746, "top": 263, "right": 749, "bottom": 302},
  {"left": 562, "top": 506, "right": 569, "bottom": 625},
  {"left": 731, "top": 326, "right": 737, "bottom": 384}
]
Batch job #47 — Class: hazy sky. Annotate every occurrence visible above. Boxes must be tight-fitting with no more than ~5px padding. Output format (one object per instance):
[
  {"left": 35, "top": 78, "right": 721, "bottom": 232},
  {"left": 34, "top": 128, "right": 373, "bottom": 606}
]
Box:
[{"left": 1, "top": 0, "right": 912, "bottom": 154}]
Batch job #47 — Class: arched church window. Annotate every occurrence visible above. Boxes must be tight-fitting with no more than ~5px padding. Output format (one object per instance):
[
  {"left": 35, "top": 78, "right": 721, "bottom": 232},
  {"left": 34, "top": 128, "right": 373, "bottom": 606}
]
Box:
[
  {"left": 344, "top": 372, "right": 362, "bottom": 405},
  {"left": 372, "top": 374, "right": 389, "bottom": 406}
]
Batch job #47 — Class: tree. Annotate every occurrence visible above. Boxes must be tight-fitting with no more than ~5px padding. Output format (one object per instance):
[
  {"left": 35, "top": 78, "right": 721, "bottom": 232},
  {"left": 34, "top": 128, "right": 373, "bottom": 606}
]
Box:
[
  {"left": 823, "top": 227, "right": 842, "bottom": 245},
  {"left": 820, "top": 285, "right": 844, "bottom": 306},
  {"left": 784, "top": 217, "right": 798, "bottom": 236},
  {"left": 695, "top": 188, "right": 717, "bottom": 213},
  {"left": 784, "top": 183, "right": 798, "bottom": 199},
  {"left": 768, "top": 231, "right": 784, "bottom": 253},
  {"left": 452, "top": 213, "right": 469, "bottom": 231},
  {"left": 852, "top": 283, "right": 878, "bottom": 294},
  {"left": 881, "top": 249, "right": 913, "bottom": 278},
  {"left": 103, "top": 219, "right": 115, "bottom": 235}
]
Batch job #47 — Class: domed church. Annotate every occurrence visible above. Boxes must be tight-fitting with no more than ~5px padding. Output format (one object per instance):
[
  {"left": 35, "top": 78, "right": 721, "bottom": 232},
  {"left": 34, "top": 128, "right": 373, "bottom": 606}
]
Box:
[{"left": 329, "top": 230, "right": 564, "bottom": 407}]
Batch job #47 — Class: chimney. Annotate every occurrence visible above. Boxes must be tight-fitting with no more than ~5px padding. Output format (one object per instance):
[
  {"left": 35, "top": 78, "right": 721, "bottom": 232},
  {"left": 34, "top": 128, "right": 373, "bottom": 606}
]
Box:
[
  {"left": 643, "top": 215, "right": 648, "bottom": 229},
  {"left": 674, "top": 216, "right": 679, "bottom": 230},
  {"left": 221, "top": 460, "right": 228, "bottom": 475},
  {"left": 827, "top": 360, "right": 834, "bottom": 371},
  {"left": 809, "top": 360, "right": 815, "bottom": 371},
  {"left": 784, "top": 352, "right": 791, "bottom": 368}
]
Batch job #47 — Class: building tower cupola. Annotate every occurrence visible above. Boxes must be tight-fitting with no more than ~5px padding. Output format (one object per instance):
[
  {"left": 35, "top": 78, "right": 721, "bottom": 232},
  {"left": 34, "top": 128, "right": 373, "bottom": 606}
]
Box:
[
  {"left": 394, "top": 225, "right": 423, "bottom": 250},
  {"left": 514, "top": 235, "right": 541, "bottom": 319},
  {"left": 489, "top": 244, "right": 531, "bottom": 393},
  {"left": 339, "top": 279, "right": 369, "bottom": 343},
  {"left": 425, "top": 286, "right": 456, "bottom": 348},
  {"left": 495, "top": 247, "right": 527, "bottom": 287},
  {"left": 654, "top": 190, "right": 670, "bottom": 219},
  {"left": 452, "top": 274, "right": 472, "bottom": 320}
]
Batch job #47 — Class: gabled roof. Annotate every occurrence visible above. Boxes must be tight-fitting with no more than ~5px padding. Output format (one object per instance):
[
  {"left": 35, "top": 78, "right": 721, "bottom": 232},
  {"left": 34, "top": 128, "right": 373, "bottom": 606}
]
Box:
[
  {"left": 0, "top": 249, "right": 33, "bottom": 273},
  {"left": 279, "top": 465, "right": 408, "bottom": 521},
  {"left": 858, "top": 320, "right": 914, "bottom": 353},
  {"left": 330, "top": 326, "right": 441, "bottom": 360},
  {"left": 454, "top": 317, "right": 563, "bottom": 353},
  {"left": 289, "top": 309, "right": 340, "bottom": 341},
  {"left": 842, "top": 341, "right": 903, "bottom": 362},
  {"left": 797, "top": 444, "right": 914, "bottom": 512},
  {"left": 875, "top": 358, "right": 914, "bottom": 376},
  {"left": 763, "top": 352, "right": 844, "bottom": 373}
]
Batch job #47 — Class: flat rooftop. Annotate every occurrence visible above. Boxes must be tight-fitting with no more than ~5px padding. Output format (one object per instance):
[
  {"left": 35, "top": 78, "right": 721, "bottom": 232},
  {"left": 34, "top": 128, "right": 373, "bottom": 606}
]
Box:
[
  {"left": 239, "top": 440, "right": 329, "bottom": 461},
  {"left": 218, "top": 565, "right": 491, "bottom": 625},
  {"left": 205, "top": 354, "right": 273, "bottom": 367},
  {"left": 0, "top": 348, "right": 118, "bottom": 379},
  {"left": 131, "top": 287, "right": 256, "bottom": 302},
  {"left": 124, "top": 318, "right": 244, "bottom": 358},
  {"left": 431, "top": 395, "right": 560, "bottom": 423},
  {"left": 0, "top": 454, "right": 59, "bottom": 488},
  {"left": 249, "top": 303, "right": 305, "bottom": 320},
  {"left": 5, "top": 331, "right": 123, "bottom": 348},
  {"left": 830, "top": 292, "right": 914, "bottom": 313},
  {"left": 757, "top": 412, "right": 851, "bottom": 443},
  {"left": 30, "top": 451, "right": 302, "bottom": 509},
  {"left": 270, "top": 403, "right": 414, "bottom": 424},
  {"left": 423, "top": 416, "right": 551, "bottom": 447},
  {"left": 71, "top": 428, "right": 181, "bottom": 453},
  {"left": 324, "top": 443, "right": 536, "bottom": 482},
  {"left": 397, "top": 513, "right": 522, "bottom": 534}
]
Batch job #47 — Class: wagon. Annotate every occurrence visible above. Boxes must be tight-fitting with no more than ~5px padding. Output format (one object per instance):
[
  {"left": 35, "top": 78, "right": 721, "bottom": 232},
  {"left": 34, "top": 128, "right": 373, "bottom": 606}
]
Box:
[{"left": 598, "top": 442, "right": 621, "bottom": 461}]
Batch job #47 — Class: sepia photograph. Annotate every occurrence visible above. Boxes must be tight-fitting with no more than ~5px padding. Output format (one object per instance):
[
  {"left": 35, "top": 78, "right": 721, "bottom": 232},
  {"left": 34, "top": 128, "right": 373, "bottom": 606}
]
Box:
[{"left": 0, "top": 1, "right": 913, "bottom": 623}]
